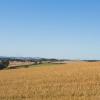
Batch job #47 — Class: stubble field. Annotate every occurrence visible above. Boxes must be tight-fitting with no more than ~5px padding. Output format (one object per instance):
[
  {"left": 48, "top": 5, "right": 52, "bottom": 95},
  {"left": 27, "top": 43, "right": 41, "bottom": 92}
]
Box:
[{"left": 0, "top": 62, "right": 100, "bottom": 100}]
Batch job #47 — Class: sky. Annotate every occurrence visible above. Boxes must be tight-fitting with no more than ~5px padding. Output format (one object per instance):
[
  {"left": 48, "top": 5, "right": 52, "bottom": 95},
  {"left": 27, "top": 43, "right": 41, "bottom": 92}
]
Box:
[{"left": 0, "top": 0, "right": 100, "bottom": 59}]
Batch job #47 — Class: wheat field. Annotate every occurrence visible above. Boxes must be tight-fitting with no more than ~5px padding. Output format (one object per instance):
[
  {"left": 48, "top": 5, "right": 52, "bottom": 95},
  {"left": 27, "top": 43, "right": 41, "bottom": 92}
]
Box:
[{"left": 0, "top": 62, "right": 100, "bottom": 100}]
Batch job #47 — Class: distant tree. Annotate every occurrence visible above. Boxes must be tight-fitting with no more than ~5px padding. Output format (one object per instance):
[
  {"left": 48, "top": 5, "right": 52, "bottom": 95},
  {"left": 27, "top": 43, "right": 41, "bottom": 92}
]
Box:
[
  {"left": 39, "top": 60, "right": 42, "bottom": 64},
  {"left": 34, "top": 61, "right": 38, "bottom": 65},
  {"left": 0, "top": 60, "right": 9, "bottom": 70},
  {"left": 49, "top": 58, "right": 58, "bottom": 62}
]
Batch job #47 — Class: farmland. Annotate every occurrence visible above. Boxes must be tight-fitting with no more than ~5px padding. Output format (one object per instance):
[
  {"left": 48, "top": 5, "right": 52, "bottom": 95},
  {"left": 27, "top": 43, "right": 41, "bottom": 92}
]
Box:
[{"left": 0, "top": 62, "right": 100, "bottom": 100}]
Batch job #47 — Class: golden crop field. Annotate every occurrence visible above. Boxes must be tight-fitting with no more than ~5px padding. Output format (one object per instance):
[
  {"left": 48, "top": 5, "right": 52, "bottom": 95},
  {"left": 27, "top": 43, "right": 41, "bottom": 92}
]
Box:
[{"left": 0, "top": 62, "right": 100, "bottom": 100}]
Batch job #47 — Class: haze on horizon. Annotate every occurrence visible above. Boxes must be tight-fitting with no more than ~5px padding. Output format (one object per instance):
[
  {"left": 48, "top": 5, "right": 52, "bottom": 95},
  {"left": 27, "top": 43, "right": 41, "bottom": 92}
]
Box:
[{"left": 0, "top": 0, "right": 100, "bottom": 60}]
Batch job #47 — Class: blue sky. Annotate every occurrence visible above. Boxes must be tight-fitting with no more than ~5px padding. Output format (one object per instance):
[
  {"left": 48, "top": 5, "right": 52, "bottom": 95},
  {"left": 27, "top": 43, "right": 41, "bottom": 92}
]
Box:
[{"left": 0, "top": 0, "right": 100, "bottom": 59}]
